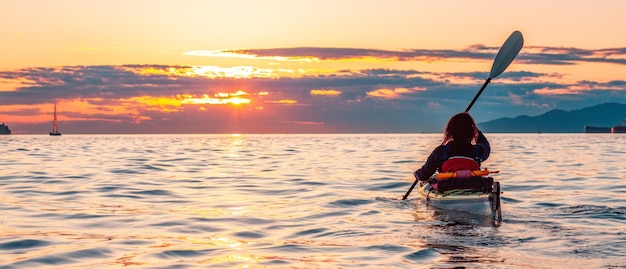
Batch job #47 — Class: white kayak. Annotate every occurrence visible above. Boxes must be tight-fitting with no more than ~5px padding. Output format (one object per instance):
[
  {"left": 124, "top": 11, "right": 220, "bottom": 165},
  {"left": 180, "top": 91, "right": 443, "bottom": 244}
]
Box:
[{"left": 418, "top": 179, "right": 502, "bottom": 222}]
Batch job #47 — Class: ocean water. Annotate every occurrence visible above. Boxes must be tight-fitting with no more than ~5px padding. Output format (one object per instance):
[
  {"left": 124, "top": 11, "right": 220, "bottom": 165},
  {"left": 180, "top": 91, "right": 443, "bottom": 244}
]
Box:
[{"left": 0, "top": 134, "right": 624, "bottom": 269}]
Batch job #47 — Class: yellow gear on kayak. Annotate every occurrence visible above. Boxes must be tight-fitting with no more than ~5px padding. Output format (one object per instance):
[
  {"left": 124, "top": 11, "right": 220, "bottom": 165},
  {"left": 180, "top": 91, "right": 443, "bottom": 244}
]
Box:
[{"left": 437, "top": 168, "right": 499, "bottom": 180}]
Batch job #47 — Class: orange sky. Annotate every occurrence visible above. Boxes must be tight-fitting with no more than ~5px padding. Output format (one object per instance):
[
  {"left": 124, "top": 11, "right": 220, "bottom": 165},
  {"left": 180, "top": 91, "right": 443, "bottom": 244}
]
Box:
[{"left": 1, "top": 0, "right": 625, "bottom": 134}]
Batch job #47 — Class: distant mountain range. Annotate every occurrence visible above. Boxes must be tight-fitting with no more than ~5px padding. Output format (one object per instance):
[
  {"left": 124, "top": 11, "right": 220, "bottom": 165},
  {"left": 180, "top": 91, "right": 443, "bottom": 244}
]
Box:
[{"left": 478, "top": 103, "right": 626, "bottom": 133}]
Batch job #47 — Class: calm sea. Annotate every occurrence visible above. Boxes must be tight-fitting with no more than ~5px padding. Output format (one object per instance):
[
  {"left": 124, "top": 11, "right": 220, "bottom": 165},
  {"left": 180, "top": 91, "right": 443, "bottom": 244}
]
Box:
[{"left": 0, "top": 134, "right": 624, "bottom": 268}]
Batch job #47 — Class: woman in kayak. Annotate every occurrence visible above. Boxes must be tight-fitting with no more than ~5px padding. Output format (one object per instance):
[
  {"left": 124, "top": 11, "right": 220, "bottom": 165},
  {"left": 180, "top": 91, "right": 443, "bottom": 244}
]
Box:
[{"left": 414, "top": 112, "right": 490, "bottom": 182}]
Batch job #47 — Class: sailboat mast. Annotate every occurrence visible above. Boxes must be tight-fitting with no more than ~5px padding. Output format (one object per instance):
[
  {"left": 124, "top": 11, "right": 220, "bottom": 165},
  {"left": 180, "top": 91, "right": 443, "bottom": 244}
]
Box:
[
  {"left": 52, "top": 104, "right": 58, "bottom": 133},
  {"left": 49, "top": 103, "right": 62, "bottom": 136}
]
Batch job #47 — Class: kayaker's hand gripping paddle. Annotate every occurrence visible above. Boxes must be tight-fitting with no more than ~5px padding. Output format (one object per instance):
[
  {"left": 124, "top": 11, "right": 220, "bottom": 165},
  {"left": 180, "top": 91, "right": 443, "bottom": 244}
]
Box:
[{"left": 402, "top": 31, "right": 523, "bottom": 200}]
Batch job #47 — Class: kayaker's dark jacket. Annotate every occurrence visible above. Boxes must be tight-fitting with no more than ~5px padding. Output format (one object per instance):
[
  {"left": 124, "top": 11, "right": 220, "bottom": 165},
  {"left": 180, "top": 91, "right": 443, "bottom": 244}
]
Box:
[{"left": 414, "top": 131, "right": 490, "bottom": 181}]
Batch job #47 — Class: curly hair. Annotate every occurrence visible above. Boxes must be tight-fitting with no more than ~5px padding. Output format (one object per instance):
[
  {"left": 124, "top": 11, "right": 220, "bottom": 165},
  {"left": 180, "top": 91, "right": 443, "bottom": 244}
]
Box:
[{"left": 443, "top": 112, "right": 478, "bottom": 145}]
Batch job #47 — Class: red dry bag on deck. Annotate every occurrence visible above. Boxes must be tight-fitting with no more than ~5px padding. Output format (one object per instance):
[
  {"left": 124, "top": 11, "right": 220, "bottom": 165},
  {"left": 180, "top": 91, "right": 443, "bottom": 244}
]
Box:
[{"left": 441, "top": 156, "right": 479, "bottom": 173}]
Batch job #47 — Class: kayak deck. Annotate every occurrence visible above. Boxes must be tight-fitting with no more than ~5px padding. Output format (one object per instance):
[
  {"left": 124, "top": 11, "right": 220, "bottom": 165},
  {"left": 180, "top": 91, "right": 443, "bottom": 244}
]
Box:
[{"left": 418, "top": 180, "right": 502, "bottom": 222}]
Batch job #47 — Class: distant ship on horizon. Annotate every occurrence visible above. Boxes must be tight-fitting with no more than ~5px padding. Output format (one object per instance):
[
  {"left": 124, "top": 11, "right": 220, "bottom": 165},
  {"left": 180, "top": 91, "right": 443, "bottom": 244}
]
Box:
[
  {"left": 612, "top": 117, "right": 626, "bottom": 133},
  {"left": 0, "top": 123, "right": 10, "bottom": 135},
  {"left": 585, "top": 117, "right": 626, "bottom": 133}
]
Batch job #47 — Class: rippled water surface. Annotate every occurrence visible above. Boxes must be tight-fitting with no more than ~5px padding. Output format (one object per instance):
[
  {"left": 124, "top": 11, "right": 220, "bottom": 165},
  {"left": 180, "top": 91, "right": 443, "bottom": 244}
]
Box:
[{"left": 0, "top": 134, "right": 625, "bottom": 268}]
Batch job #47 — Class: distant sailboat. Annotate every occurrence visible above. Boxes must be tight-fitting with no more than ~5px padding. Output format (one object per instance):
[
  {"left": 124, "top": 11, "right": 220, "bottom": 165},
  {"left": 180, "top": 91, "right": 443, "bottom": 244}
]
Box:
[{"left": 50, "top": 103, "right": 62, "bottom": 136}]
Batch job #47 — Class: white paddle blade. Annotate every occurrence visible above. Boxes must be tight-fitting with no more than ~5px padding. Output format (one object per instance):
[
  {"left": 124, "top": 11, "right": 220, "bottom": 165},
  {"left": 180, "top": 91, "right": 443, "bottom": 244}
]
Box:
[{"left": 489, "top": 31, "right": 524, "bottom": 79}]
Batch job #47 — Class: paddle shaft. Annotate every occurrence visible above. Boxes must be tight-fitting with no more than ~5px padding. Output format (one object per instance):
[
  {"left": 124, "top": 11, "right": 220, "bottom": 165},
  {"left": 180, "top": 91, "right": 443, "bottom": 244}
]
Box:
[
  {"left": 402, "top": 179, "right": 419, "bottom": 200},
  {"left": 465, "top": 77, "right": 491, "bottom": 112}
]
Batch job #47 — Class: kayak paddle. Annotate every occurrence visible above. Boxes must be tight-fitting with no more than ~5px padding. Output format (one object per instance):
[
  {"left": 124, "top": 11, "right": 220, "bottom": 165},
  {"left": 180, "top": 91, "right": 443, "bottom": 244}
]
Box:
[
  {"left": 465, "top": 30, "right": 524, "bottom": 112},
  {"left": 402, "top": 31, "right": 524, "bottom": 200}
]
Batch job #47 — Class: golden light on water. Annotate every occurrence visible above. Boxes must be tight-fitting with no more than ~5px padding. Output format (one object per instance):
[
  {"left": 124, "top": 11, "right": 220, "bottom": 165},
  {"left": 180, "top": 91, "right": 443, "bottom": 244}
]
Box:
[{"left": 202, "top": 254, "right": 258, "bottom": 266}]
